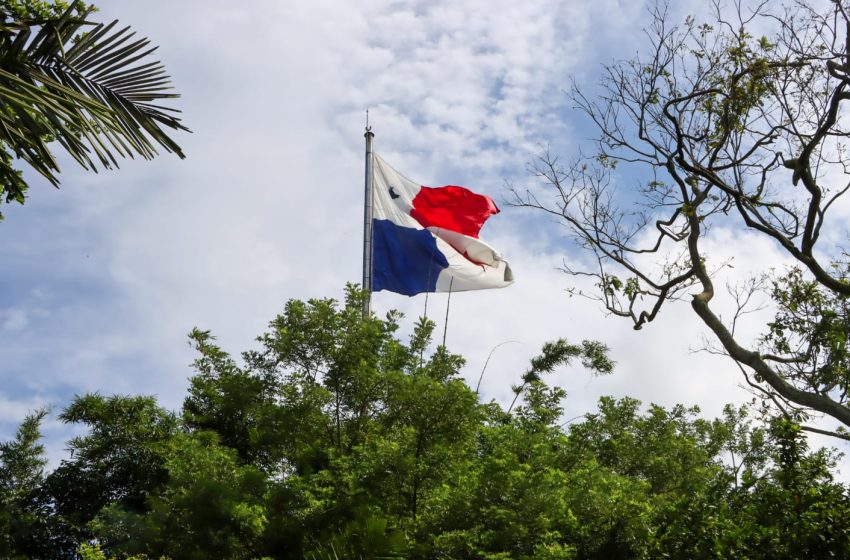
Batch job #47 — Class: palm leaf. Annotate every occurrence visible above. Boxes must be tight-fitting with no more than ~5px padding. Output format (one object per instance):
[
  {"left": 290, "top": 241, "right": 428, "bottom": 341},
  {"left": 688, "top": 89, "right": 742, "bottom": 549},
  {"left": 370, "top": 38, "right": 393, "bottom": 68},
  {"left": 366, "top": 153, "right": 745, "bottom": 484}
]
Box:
[{"left": 0, "top": 3, "right": 188, "bottom": 200}]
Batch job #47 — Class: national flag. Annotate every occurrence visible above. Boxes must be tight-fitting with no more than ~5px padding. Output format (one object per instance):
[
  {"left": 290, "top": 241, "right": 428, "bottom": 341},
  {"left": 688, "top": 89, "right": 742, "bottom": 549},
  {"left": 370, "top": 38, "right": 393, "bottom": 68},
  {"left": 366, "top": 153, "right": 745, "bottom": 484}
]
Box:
[{"left": 371, "top": 154, "right": 514, "bottom": 296}]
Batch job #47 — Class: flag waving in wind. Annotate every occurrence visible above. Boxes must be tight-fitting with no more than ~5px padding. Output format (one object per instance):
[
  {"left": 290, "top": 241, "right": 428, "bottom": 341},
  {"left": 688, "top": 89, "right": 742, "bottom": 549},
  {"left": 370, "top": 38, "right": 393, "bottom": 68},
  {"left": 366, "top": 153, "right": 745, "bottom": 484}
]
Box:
[{"left": 371, "top": 154, "right": 514, "bottom": 296}]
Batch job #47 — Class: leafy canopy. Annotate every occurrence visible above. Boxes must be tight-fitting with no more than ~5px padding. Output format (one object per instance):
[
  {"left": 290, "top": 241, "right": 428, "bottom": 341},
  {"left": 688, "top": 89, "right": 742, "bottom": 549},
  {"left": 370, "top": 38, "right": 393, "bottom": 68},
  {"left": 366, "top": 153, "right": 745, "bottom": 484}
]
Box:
[{"left": 1, "top": 287, "right": 850, "bottom": 559}]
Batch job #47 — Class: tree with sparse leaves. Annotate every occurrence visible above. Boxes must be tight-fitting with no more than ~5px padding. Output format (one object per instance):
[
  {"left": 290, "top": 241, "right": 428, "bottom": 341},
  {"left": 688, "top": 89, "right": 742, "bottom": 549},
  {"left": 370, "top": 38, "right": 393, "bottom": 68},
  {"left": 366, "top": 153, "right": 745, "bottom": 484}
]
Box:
[{"left": 512, "top": 0, "right": 850, "bottom": 439}]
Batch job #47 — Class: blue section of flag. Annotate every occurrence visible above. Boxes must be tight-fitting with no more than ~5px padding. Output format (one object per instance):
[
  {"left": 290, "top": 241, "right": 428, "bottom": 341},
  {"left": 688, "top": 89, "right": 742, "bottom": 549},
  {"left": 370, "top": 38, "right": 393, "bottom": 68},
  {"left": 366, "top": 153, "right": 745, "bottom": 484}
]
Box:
[{"left": 372, "top": 219, "right": 448, "bottom": 296}]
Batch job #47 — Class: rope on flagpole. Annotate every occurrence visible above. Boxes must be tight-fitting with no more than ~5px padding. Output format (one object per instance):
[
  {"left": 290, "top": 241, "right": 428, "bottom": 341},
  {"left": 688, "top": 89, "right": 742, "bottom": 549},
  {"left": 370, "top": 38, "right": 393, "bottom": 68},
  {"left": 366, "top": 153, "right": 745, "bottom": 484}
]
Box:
[
  {"left": 475, "top": 340, "right": 521, "bottom": 395},
  {"left": 423, "top": 291, "right": 429, "bottom": 320},
  {"left": 441, "top": 277, "right": 453, "bottom": 347},
  {"left": 420, "top": 243, "right": 435, "bottom": 370},
  {"left": 422, "top": 228, "right": 438, "bottom": 321}
]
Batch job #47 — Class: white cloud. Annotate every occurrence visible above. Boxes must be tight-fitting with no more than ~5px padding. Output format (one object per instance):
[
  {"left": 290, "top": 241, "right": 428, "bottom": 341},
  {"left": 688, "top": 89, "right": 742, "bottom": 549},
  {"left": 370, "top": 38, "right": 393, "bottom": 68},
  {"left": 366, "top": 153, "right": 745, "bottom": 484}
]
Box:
[{"left": 1, "top": 308, "right": 30, "bottom": 332}]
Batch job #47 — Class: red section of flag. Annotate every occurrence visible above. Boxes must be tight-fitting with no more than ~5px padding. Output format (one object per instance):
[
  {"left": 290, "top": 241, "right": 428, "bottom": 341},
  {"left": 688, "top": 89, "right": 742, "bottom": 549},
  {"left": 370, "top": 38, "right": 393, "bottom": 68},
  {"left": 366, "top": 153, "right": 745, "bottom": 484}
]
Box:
[{"left": 410, "top": 185, "right": 499, "bottom": 238}]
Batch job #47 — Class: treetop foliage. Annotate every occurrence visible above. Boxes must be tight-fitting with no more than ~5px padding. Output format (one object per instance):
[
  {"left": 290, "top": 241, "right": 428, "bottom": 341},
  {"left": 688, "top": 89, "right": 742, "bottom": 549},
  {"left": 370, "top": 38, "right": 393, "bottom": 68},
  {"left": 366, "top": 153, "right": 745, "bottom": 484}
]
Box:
[{"left": 1, "top": 287, "right": 850, "bottom": 559}]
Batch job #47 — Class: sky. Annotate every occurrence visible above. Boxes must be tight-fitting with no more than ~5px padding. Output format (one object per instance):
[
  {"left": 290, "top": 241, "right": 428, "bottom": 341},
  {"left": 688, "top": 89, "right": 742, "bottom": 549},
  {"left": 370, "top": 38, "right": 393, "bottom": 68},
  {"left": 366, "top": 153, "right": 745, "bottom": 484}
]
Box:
[{"left": 1, "top": 0, "right": 848, "bottom": 469}]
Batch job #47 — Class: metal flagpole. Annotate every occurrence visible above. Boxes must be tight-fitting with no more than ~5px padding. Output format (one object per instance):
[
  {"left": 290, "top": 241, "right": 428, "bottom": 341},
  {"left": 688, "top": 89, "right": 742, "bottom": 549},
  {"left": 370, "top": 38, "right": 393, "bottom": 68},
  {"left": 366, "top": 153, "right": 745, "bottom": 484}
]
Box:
[{"left": 362, "top": 116, "right": 375, "bottom": 317}]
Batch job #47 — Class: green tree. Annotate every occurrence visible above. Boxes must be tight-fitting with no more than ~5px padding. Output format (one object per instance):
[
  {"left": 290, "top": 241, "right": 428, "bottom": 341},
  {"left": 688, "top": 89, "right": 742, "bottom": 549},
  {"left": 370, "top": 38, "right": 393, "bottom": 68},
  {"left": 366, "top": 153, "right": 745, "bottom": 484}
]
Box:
[
  {"left": 0, "top": 0, "right": 187, "bottom": 219},
  {"left": 6, "top": 288, "right": 850, "bottom": 559},
  {"left": 70, "top": 287, "right": 471, "bottom": 559},
  {"left": 0, "top": 409, "right": 48, "bottom": 559},
  {"left": 40, "top": 394, "right": 178, "bottom": 558},
  {"left": 511, "top": 0, "right": 850, "bottom": 436},
  {"left": 92, "top": 432, "right": 268, "bottom": 560}
]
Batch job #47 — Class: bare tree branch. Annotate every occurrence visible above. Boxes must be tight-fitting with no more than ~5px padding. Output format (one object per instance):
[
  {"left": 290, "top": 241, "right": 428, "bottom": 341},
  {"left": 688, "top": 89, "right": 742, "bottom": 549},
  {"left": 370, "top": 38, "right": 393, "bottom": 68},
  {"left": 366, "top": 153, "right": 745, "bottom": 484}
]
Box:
[{"left": 513, "top": 0, "right": 850, "bottom": 435}]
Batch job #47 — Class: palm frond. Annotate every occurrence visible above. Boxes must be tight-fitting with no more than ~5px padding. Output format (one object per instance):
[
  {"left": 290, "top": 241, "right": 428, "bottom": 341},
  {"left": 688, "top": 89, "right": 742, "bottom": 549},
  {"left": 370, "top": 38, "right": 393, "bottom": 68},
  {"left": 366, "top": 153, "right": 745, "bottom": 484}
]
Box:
[{"left": 0, "top": 3, "right": 188, "bottom": 201}]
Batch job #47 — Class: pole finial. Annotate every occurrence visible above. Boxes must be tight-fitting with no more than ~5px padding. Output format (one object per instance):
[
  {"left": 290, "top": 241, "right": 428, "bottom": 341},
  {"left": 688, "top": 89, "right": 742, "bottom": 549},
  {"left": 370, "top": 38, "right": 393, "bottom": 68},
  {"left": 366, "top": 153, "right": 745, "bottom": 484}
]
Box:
[{"left": 365, "top": 108, "right": 372, "bottom": 134}]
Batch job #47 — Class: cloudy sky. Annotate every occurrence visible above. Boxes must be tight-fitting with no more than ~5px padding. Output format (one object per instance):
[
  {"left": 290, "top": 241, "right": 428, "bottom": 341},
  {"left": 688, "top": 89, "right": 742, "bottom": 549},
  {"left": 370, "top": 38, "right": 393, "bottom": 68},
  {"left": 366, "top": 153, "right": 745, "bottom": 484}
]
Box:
[{"left": 1, "top": 0, "right": 847, "bottom": 467}]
